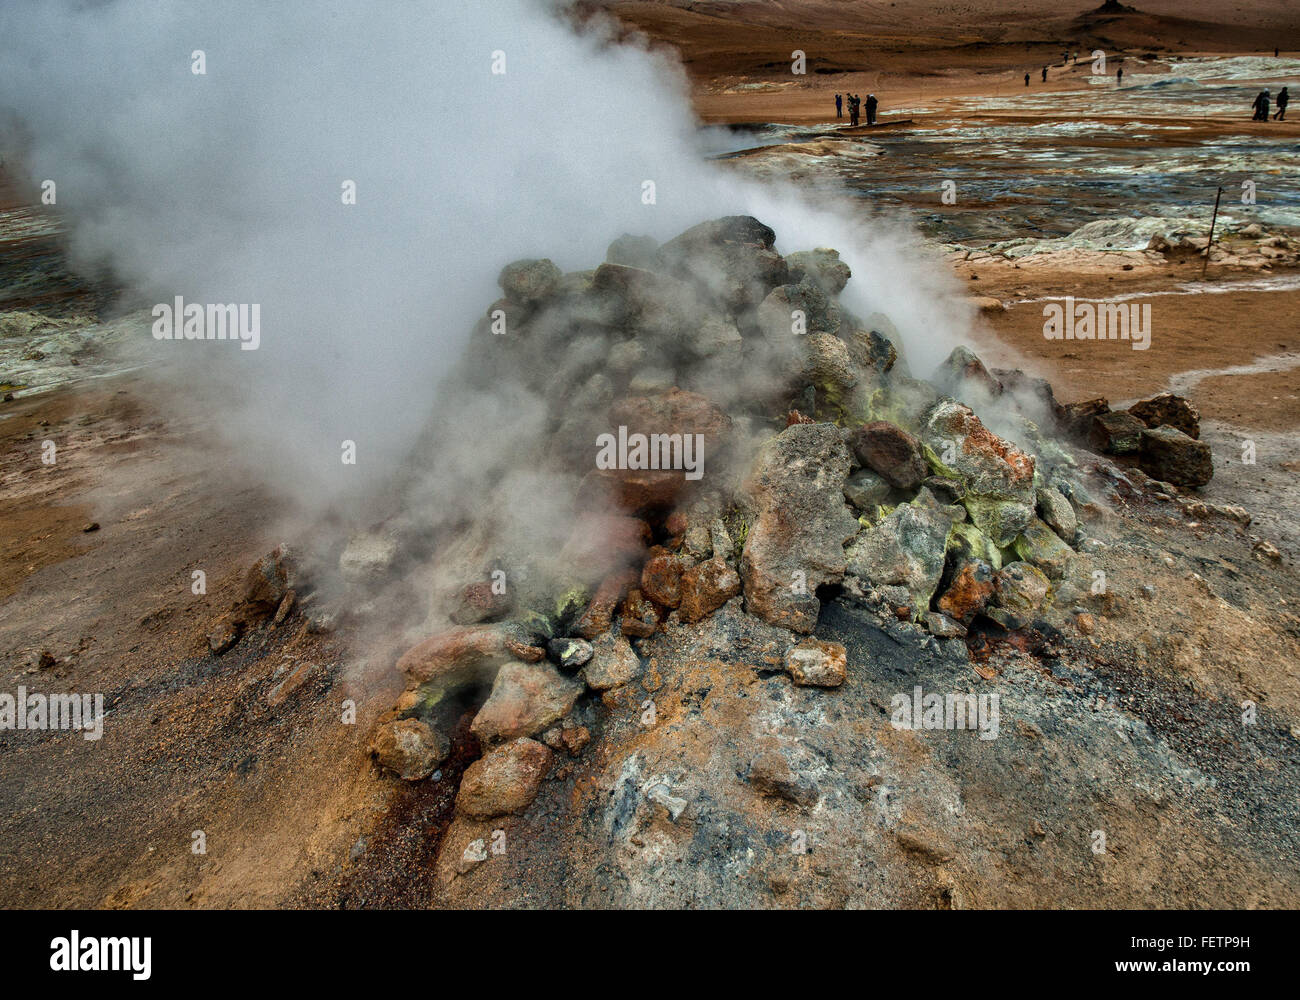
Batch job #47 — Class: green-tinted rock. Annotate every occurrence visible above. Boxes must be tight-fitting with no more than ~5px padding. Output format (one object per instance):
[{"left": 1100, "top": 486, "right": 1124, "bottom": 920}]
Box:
[
  {"left": 843, "top": 469, "right": 893, "bottom": 512},
  {"left": 869, "top": 377, "right": 940, "bottom": 434},
  {"left": 959, "top": 496, "right": 1034, "bottom": 549},
  {"left": 1012, "top": 518, "right": 1074, "bottom": 580},
  {"left": 993, "top": 561, "right": 1051, "bottom": 627},
  {"left": 947, "top": 520, "right": 1003, "bottom": 572},
  {"left": 844, "top": 494, "right": 961, "bottom": 620},
  {"left": 1035, "top": 486, "right": 1077, "bottom": 543}
]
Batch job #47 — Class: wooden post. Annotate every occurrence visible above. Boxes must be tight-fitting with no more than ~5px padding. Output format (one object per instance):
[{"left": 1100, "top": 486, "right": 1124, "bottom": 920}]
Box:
[{"left": 1202, "top": 186, "right": 1223, "bottom": 280}]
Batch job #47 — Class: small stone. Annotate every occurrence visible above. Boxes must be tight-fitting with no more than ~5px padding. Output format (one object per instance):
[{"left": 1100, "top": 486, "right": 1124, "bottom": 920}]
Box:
[
  {"left": 1090, "top": 411, "right": 1145, "bottom": 455},
  {"left": 1011, "top": 518, "right": 1075, "bottom": 580},
  {"left": 934, "top": 345, "right": 1003, "bottom": 398},
  {"left": 451, "top": 581, "right": 511, "bottom": 625},
  {"left": 471, "top": 661, "right": 583, "bottom": 743},
  {"left": 683, "top": 524, "right": 712, "bottom": 561},
  {"left": 605, "top": 233, "right": 659, "bottom": 268},
  {"left": 1035, "top": 486, "right": 1077, "bottom": 543},
  {"left": 992, "top": 562, "right": 1050, "bottom": 627},
  {"left": 583, "top": 634, "right": 641, "bottom": 690},
  {"left": 498, "top": 258, "right": 561, "bottom": 305},
  {"left": 645, "top": 782, "right": 688, "bottom": 822},
  {"left": 1253, "top": 539, "right": 1282, "bottom": 562},
  {"left": 82, "top": 522, "right": 100, "bottom": 533},
  {"left": 306, "top": 609, "right": 338, "bottom": 634},
  {"left": 559, "top": 724, "right": 590, "bottom": 755},
  {"left": 370, "top": 719, "right": 449, "bottom": 781},
  {"left": 848, "top": 421, "right": 928, "bottom": 489},
  {"left": 843, "top": 468, "right": 892, "bottom": 512},
  {"left": 547, "top": 636, "right": 593, "bottom": 670},
  {"left": 1127, "top": 392, "right": 1200, "bottom": 439},
  {"left": 459, "top": 838, "right": 489, "bottom": 872},
  {"left": 1058, "top": 397, "right": 1110, "bottom": 440},
  {"left": 740, "top": 423, "right": 857, "bottom": 631},
  {"left": 1213, "top": 503, "right": 1251, "bottom": 526},
  {"left": 456, "top": 738, "right": 553, "bottom": 818},
  {"left": 937, "top": 560, "right": 995, "bottom": 623},
  {"left": 747, "top": 751, "right": 818, "bottom": 807},
  {"left": 784, "top": 638, "right": 847, "bottom": 688},
  {"left": 207, "top": 620, "right": 240, "bottom": 655},
  {"left": 397, "top": 623, "right": 544, "bottom": 686},
  {"left": 678, "top": 557, "right": 741, "bottom": 622},
  {"left": 709, "top": 519, "right": 734, "bottom": 564},
  {"left": 573, "top": 569, "right": 638, "bottom": 639},
  {"left": 243, "top": 544, "right": 299, "bottom": 609},
  {"left": 1076, "top": 613, "right": 1096, "bottom": 635},
  {"left": 926, "top": 612, "right": 966, "bottom": 638},
  {"left": 844, "top": 497, "right": 955, "bottom": 616},
  {"left": 620, "top": 587, "right": 660, "bottom": 638},
  {"left": 1139, "top": 426, "right": 1212, "bottom": 487},
  {"left": 640, "top": 554, "right": 683, "bottom": 608},
  {"left": 785, "top": 247, "right": 851, "bottom": 294},
  {"left": 272, "top": 589, "right": 295, "bottom": 626},
  {"left": 338, "top": 533, "right": 397, "bottom": 585}
]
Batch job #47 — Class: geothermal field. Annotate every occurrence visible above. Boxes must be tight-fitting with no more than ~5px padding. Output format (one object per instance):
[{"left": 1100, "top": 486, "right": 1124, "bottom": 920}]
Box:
[{"left": 0, "top": 0, "right": 1298, "bottom": 949}]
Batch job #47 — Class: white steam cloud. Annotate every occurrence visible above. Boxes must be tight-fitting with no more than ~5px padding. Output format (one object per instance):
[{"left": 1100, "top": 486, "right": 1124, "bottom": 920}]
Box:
[{"left": 0, "top": 0, "right": 969, "bottom": 513}]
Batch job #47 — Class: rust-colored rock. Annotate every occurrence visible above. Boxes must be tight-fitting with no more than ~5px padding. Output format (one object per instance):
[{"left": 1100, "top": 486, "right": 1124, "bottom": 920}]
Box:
[
  {"left": 784, "top": 638, "right": 848, "bottom": 687},
  {"left": 937, "top": 561, "right": 996, "bottom": 623},
  {"left": 397, "top": 624, "right": 542, "bottom": 686},
  {"left": 641, "top": 554, "right": 684, "bottom": 608},
  {"left": 1058, "top": 397, "right": 1110, "bottom": 440},
  {"left": 678, "top": 557, "right": 741, "bottom": 622},
  {"left": 455, "top": 738, "right": 553, "bottom": 818},
  {"left": 573, "top": 568, "right": 639, "bottom": 639},
  {"left": 848, "top": 420, "right": 928, "bottom": 489},
  {"left": 243, "top": 544, "right": 298, "bottom": 610},
  {"left": 370, "top": 719, "right": 449, "bottom": 781},
  {"left": 560, "top": 725, "right": 591, "bottom": 755},
  {"left": 470, "top": 661, "right": 583, "bottom": 743},
  {"left": 620, "top": 587, "right": 661, "bottom": 638},
  {"left": 1128, "top": 392, "right": 1200, "bottom": 440},
  {"left": 450, "top": 580, "right": 511, "bottom": 625},
  {"left": 609, "top": 388, "right": 731, "bottom": 450}
]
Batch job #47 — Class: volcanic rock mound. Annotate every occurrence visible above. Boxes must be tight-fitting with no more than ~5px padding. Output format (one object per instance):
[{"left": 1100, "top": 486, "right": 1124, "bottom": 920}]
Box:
[{"left": 325, "top": 216, "right": 1289, "bottom": 908}]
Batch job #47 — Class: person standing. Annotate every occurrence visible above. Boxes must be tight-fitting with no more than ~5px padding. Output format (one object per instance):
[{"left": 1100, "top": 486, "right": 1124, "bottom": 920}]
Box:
[
  {"left": 836, "top": 93, "right": 843, "bottom": 118},
  {"left": 1024, "top": 72, "right": 1030, "bottom": 87},
  {"left": 1117, "top": 66, "right": 1123, "bottom": 87},
  {"left": 1275, "top": 87, "right": 1288, "bottom": 121},
  {"left": 866, "top": 93, "right": 878, "bottom": 125},
  {"left": 1042, "top": 66, "right": 1048, "bottom": 82}
]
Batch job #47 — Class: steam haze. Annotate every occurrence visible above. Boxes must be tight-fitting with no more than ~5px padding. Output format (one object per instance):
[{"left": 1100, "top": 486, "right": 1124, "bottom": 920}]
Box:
[{"left": 0, "top": 0, "right": 970, "bottom": 511}]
